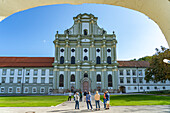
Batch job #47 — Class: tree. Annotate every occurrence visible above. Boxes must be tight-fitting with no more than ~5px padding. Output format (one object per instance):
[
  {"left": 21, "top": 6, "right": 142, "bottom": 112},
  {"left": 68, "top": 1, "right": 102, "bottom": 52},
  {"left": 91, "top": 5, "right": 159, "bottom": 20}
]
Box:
[
  {"left": 130, "top": 56, "right": 152, "bottom": 61},
  {"left": 138, "top": 56, "right": 152, "bottom": 61},
  {"left": 145, "top": 46, "right": 170, "bottom": 82}
]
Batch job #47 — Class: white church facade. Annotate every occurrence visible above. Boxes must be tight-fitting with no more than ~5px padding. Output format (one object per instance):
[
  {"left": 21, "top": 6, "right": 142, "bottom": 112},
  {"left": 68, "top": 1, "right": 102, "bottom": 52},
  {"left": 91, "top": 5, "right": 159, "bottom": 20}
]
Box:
[{"left": 0, "top": 14, "right": 169, "bottom": 94}]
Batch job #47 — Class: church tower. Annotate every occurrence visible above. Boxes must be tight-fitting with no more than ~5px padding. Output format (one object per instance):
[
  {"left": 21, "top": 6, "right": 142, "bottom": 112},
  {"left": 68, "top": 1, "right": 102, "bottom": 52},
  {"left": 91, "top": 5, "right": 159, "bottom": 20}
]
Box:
[{"left": 53, "top": 13, "right": 118, "bottom": 93}]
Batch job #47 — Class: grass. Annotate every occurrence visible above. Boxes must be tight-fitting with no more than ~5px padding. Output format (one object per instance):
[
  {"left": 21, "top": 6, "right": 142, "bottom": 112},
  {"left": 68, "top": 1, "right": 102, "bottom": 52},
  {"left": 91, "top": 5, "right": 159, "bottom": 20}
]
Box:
[
  {"left": 101, "top": 95, "right": 170, "bottom": 106},
  {"left": 145, "top": 90, "right": 170, "bottom": 95},
  {"left": 0, "top": 95, "right": 170, "bottom": 107},
  {"left": 0, "top": 96, "right": 68, "bottom": 107}
]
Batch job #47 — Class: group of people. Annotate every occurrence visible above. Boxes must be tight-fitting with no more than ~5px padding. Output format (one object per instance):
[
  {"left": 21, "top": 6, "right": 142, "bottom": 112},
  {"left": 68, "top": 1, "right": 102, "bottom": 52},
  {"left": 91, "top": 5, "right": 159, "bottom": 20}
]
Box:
[{"left": 68, "top": 90, "right": 110, "bottom": 110}]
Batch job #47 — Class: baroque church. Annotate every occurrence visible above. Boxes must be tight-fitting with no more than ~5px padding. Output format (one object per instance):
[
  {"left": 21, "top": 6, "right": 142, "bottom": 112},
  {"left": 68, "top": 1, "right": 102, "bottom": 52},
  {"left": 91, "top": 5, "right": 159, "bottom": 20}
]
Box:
[
  {"left": 0, "top": 13, "right": 169, "bottom": 94},
  {"left": 53, "top": 13, "right": 119, "bottom": 93}
]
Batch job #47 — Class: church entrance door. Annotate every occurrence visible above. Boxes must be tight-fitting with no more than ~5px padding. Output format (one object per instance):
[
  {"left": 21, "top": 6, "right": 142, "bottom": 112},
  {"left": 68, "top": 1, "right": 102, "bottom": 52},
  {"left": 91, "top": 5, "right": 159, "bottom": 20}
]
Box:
[{"left": 83, "top": 81, "right": 89, "bottom": 92}]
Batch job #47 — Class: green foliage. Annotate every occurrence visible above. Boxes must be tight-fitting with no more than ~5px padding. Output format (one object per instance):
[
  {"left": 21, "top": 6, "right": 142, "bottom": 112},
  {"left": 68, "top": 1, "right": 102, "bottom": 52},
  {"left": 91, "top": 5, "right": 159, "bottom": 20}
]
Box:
[
  {"left": 138, "top": 56, "right": 152, "bottom": 61},
  {"left": 101, "top": 95, "right": 170, "bottom": 106},
  {"left": 130, "top": 56, "right": 152, "bottom": 61},
  {"left": 145, "top": 46, "right": 170, "bottom": 82},
  {"left": 0, "top": 96, "right": 68, "bottom": 107}
]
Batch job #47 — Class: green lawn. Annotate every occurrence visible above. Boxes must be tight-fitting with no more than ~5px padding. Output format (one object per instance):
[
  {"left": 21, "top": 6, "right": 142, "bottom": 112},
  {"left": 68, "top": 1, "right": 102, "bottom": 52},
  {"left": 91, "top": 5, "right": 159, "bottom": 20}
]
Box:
[
  {"left": 101, "top": 95, "right": 170, "bottom": 106},
  {"left": 0, "top": 96, "right": 68, "bottom": 107}
]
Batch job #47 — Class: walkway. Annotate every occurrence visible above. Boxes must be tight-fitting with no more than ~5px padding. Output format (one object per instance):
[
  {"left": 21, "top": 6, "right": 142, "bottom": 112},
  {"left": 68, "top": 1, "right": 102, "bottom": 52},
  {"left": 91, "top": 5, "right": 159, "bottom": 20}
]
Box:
[{"left": 0, "top": 96, "right": 169, "bottom": 113}]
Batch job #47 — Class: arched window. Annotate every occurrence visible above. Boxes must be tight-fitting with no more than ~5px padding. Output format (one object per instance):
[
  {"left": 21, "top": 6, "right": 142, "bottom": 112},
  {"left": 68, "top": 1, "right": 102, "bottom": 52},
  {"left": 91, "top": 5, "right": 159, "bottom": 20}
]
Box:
[
  {"left": 59, "top": 74, "right": 64, "bottom": 87},
  {"left": 71, "top": 74, "right": 75, "bottom": 82},
  {"left": 84, "top": 56, "right": 88, "bottom": 61},
  {"left": 107, "top": 56, "right": 111, "bottom": 64},
  {"left": 60, "top": 56, "right": 64, "bottom": 64},
  {"left": 96, "top": 56, "right": 100, "bottom": 64},
  {"left": 108, "top": 74, "right": 113, "bottom": 87},
  {"left": 97, "top": 74, "right": 101, "bottom": 82},
  {"left": 84, "top": 29, "right": 88, "bottom": 35},
  {"left": 71, "top": 56, "right": 75, "bottom": 64},
  {"left": 84, "top": 73, "right": 88, "bottom": 78}
]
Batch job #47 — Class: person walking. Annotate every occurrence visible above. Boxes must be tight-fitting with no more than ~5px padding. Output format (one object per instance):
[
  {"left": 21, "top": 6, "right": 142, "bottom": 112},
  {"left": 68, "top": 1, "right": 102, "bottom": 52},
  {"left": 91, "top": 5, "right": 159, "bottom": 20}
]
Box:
[
  {"left": 94, "top": 91, "right": 100, "bottom": 110},
  {"left": 75, "top": 92, "right": 80, "bottom": 109},
  {"left": 80, "top": 91, "right": 82, "bottom": 102},
  {"left": 68, "top": 91, "right": 72, "bottom": 101},
  {"left": 103, "top": 91, "right": 106, "bottom": 109},
  {"left": 105, "top": 91, "right": 110, "bottom": 109},
  {"left": 83, "top": 90, "right": 87, "bottom": 102},
  {"left": 74, "top": 92, "right": 76, "bottom": 101},
  {"left": 86, "top": 91, "right": 93, "bottom": 110}
]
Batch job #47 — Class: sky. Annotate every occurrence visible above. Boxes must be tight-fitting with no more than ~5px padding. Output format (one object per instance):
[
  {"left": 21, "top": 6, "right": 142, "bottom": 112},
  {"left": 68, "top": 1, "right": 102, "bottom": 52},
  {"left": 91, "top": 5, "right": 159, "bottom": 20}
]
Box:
[{"left": 0, "top": 4, "right": 169, "bottom": 60}]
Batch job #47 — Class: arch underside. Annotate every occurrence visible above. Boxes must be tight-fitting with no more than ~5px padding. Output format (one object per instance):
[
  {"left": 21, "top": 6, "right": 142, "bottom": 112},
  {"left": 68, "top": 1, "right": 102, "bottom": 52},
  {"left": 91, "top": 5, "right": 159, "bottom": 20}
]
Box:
[{"left": 0, "top": 0, "right": 169, "bottom": 46}]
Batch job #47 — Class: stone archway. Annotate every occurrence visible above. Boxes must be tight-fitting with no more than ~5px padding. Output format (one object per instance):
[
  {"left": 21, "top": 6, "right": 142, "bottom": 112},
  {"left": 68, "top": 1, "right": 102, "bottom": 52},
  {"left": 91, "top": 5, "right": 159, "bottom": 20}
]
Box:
[{"left": 0, "top": 0, "right": 170, "bottom": 46}]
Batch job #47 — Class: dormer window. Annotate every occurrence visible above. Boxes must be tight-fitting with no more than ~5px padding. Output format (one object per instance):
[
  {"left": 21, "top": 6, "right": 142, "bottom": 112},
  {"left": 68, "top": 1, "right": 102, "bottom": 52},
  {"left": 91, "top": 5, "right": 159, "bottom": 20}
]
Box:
[{"left": 84, "top": 29, "right": 88, "bottom": 35}]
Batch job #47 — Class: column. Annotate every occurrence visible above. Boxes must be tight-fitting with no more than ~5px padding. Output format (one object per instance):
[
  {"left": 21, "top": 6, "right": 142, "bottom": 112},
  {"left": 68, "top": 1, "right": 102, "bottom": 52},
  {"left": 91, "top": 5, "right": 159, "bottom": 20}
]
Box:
[
  {"left": 91, "top": 20, "right": 93, "bottom": 34},
  {"left": 76, "top": 40, "right": 81, "bottom": 63},
  {"left": 53, "top": 66, "right": 59, "bottom": 89},
  {"left": 67, "top": 71, "right": 71, "bottom": 90},
  {"left": 111, "top": 43, "right": 117, "bottom": 63},
  {"left": 65, "top": 40, "right": 69, "bottom": 63},
  {"left": 64, "top": 67, "right": 70, "bottom": 91},
  {"left": 76, "top": 65, "right": 81, "bottom": 90},
  {"left": 54, "top": 41, "right": 59, "bottom": 63},
  {"left": 112, "top": 66, "right": 118, "bottom": 90},
  {"left": 90, "top": 66, "right": 96, "bottom": 92},
  {"left": 101, "top": 68, "right": 107, "bottom": 91}
]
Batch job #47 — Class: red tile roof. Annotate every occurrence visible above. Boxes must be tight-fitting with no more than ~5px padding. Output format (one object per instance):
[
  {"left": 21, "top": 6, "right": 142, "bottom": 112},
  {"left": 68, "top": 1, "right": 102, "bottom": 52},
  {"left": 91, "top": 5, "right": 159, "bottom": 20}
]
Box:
[
  {"left": 0, "top": 57, "right": 149, "bottom": 68},
  {"left": 0, "top": 57, "right": 54, "bottom": 67},
  {"left": 118, "top": 61, "right": 150, "bottom": 68}
]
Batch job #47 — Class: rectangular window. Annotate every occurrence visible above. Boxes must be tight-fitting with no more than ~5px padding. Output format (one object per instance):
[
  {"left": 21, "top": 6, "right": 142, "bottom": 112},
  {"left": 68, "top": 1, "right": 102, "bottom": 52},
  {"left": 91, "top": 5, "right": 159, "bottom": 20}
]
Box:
[
  {"left": 41, "top": 78, "right": 45, "bottom": 84},
  {"left": 42, "top": 69, "right": 45, "bottom": 76},
  {"left": 26, "top": 70, "right": 30, "bottom": 76},
  {"left": 18, "top": 69, "right": 22, "bottom": 75},
  {"left": 8, "top": 87, "right": 13, "bottom": 93},
  {"left": 17, "top": 77, "right": 22, "bottom": 83},
  {"left": 119, "top": 70, "right": 123, "bottom": 75},
  {"left": 10, "top": 77, "right": 14, "bottom": 83},
  {"left": 2, "top": 69, "right": 6, "bottom": 75},
  {"left": 34, "top": 69, "right": 38, "bottom": 76},
  {"left": 133, "top": 78, "right": 137, "bottom": 83},
  {"left": 138, "top": 70, "right": 143, "bottom": 76},
  {"left": 126, "top": 70, "right": 130, "bottom": 75},
  {"left": 25, "top": 77, "right": 29, "bottom": 83},
  {"left": 120, "top": 77, "right": 124, "bottom": 83},
  {"left": 2, "top": 77, "right": 6, "bottom": 83},
  {"left": 49, "top": 78, "right": 53, "bottom": 84},
  {"left": 49, "top": 69, "right": 53, "bottom": 76},
  {"left": 1, "top": 87, "right": 5, "bottom": 93},
  {"left": 127, "top": 77, "right": 131, "bottom": 83},
  {"left": 33, "top": 77, "right": 37, "bottom": 84},
  {"left": 16, "top": 87, "right": 21, "bottom": 93},
  {"left": 139, "top": 78, "right": 143, "bottom": 83},
  {"left": 32, "top": 87, "right": 37, "bottom": 93},
  {"left": 132, "top": 70, "right": 136, "bottom": 75},
  {"left": 40, "top": 87, "right": 45, "bottom": 93},
  {"left": 10, "top": 69, "right": 14, "bottom": 75},
  {"left": 24, "top": 87, "right": 29, "bottom": 93}
]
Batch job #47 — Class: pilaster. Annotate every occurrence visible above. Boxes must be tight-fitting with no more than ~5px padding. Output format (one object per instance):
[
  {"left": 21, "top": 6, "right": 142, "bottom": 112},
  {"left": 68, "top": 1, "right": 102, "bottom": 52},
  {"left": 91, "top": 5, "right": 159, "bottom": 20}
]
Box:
[{"left": 112, "top": 66, "right": 118, "bottom": 90}]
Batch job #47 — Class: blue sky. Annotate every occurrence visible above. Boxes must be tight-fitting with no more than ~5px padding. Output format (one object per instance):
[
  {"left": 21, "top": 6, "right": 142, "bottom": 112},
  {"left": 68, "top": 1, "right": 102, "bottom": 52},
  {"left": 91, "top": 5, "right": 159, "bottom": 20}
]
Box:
[{"left": 0, "top": 4, "right": 168, "bottom": 60}]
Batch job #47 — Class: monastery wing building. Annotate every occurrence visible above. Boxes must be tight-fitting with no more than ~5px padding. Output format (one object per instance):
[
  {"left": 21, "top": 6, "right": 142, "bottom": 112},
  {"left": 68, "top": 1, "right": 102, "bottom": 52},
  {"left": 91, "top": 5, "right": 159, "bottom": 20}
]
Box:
[{"left": 0, "top": 14, "right": 169, "bottom": 94}]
